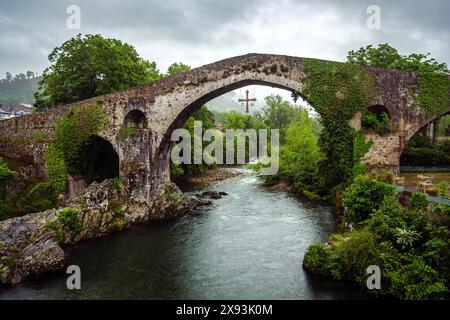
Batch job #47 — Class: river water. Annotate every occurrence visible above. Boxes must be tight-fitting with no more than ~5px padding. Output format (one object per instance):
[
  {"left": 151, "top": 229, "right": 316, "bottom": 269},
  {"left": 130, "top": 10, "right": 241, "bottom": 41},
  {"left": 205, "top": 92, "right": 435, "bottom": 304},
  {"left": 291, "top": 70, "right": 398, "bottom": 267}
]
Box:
[{"left": 0, "top": 171, "right": 366, "bottom": 299}]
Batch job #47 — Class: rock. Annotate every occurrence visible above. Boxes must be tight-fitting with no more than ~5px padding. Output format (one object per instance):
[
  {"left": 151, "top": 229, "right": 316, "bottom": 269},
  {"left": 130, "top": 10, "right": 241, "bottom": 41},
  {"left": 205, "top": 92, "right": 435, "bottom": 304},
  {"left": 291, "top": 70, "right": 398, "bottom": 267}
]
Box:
[
  {"left": 201, "top": 191, "right": 222, "bottom": 199},
  {"left": 19, "top": 240, "right": 65, "bottom": 277}
]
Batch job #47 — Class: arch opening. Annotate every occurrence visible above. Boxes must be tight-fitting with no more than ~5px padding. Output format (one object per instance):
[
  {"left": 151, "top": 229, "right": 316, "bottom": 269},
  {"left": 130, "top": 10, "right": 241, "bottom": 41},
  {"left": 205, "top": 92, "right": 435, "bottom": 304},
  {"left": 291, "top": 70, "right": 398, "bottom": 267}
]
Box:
[
  {"left": 399, "top": 113, "right": 450, "bottom": 194},
  {"left": 79, "top": 135, "right": 120, "bottom": 184},
  {"left": 361, "top": 105, "right": 391, "bottom": 134},
  {"left": 155, "top": 79, "right": 304, "bottom": 166},
  {"left": 125, "top": 109, "right": 148, "bottom": 129},
  {"left": 152, "top": 79, "right": 320, "bottom": 185}
]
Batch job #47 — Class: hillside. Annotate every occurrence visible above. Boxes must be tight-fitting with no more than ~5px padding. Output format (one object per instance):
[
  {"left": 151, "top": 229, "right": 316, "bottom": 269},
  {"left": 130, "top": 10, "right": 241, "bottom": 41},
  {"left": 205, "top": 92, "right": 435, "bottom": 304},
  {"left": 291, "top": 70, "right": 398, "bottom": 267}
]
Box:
[{"left": 0, "top": 76, "right": 41, "bottom": 105}]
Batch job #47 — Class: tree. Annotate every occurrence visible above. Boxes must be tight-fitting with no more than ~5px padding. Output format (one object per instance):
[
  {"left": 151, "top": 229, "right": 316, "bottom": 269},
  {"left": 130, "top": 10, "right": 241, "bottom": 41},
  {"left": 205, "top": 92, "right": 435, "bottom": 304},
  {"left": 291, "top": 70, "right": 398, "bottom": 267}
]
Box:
[
  {"left": 26, "top": 71, "right": 35, "bottom": 79},
  {"left": 347, "top": 43, "right": 448, "bottom": 74},
  {"left": 35, "top": 34, "right": 161, "bottom": 110},
  {"left": 5, "top": 72, "right": 12, "bottom": 82},
  {"left": 280, "top": 109, "right": 322, "bottom": 193},
  {"left": 166, "top": 63, "right": 191, "bottom": 77},
  {"left": 259, "top": 95, "right": 301, "bottom": 143}
]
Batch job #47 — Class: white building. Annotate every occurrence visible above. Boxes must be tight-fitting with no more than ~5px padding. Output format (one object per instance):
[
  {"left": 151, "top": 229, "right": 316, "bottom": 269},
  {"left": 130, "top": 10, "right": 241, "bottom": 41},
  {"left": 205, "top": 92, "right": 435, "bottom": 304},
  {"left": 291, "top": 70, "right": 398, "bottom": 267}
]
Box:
[{"left": 0, "top": 104, "right": 34, "bottom": 120}]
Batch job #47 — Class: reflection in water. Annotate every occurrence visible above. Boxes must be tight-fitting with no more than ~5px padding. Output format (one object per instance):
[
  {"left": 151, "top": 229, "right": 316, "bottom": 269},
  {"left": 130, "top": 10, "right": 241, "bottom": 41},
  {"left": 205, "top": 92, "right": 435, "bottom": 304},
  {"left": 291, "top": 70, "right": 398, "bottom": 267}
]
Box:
[{"left": 0, "top": 172, "right": 366, "bottom": 299}]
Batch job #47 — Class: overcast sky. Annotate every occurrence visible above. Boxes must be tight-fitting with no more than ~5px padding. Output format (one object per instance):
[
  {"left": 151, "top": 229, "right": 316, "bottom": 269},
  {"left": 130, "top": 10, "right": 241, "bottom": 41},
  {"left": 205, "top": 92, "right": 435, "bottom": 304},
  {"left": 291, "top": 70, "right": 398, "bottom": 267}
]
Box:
[{"left": 0, "top": 0, "right": 449, "bottom": 108}]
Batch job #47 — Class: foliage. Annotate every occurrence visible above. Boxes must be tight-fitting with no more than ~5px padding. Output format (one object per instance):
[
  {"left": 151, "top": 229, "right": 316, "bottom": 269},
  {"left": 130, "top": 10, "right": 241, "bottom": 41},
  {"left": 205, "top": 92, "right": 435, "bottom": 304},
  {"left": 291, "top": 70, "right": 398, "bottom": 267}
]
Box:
[
  {"left": 436, "top": 181, "right": 450, "bottom": 198},
  {"left": 166, "top": 63, "right": 191, "bottom": 76},
  {"left": 394, "top": 228, "right": 421, "bottom": 250},
  {"left": 6, "top": 182, "right": 58, "bottom": 217},
  {"left": 57, "top": 208, "right": 81, "bottom": 234},
  {"left": 409, "top": 192, "right": 428, "bottom": 210},
  {"left": 0, "top": 157, "right": 15, "bottom": 219},
  {"left": 326, "top": 229, "right": 381, "bottom": 283},
  {"left": 279, "top": 108, "right": 322, "bottom": 193},
  {"left": 352, "top": 133, "right": 373, "bottom": 177},
  {"left": 258, "top": 95, "right": 302, "bottom": 143},
  {"left": 112, "top": 177, "right": 123, "bottom": 190},
  {"left": 361, "top": 111, "right": 391, "bottom": 135},
  {"left": 44, "top": 146, "right": 68, "bottom": 192},
  {"left": 347, "top": 43, "right": 448, "bottom": 73},
  {"left": 35, "top": 34, "right": 161, "bottom": 109},
  {"left": 303, "top": 243, "right": 329, "bottom": 274},
  {"left": 342, "top": 175, "right": 395, "bottom": 224},
  {"left": 301, "top": 58, "right": 378, "bottom": 194},
  {"left": 380, "top": 250, "right": 447, "bottom": 300},
  {"left": 45, "top": 207, "right": 82, "bottom": 243},
  {"left": 170, "top": 106, "right": 217, "bottom": 178},
  {"left": 401, "top": 146, "right": 450, "bottom": 167},
  {"left": 305, "top": 178, "right": 450, "bottom": 299},
  {"left": 117, "top": 125, "right": 137, "bottom": 140},
  {"left": 45, "top": 103, "right": 108, "bottom": 191}
]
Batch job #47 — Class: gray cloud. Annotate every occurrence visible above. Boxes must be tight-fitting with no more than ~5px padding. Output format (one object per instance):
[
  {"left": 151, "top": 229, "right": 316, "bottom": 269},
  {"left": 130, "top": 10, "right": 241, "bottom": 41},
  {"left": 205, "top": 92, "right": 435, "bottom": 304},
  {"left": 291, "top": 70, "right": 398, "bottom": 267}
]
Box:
[{"left": 0, "top": 0, "right": 448, "bottom": 76}]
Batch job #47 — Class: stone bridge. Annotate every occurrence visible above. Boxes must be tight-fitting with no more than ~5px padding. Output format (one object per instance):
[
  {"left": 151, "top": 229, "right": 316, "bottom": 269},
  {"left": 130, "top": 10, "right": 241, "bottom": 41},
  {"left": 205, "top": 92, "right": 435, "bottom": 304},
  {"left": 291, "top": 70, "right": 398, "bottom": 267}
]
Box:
[{"left": 0, "top": 53, "right": 449, "bottom": 202}]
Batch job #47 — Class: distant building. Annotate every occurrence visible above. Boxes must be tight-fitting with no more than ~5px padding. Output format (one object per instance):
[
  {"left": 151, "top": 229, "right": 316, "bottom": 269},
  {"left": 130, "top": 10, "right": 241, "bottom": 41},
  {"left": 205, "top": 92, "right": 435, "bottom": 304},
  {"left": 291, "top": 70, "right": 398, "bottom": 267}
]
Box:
[{"left": 0, "top": 104, "right": 34, "bottom": 120}]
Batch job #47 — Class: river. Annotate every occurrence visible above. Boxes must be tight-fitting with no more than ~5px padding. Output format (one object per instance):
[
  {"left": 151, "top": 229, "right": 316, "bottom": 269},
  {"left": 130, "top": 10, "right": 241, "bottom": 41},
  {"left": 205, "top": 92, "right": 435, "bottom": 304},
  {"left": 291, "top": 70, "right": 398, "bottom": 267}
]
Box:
[{"left": 0, "top": 170, "right": 366, "bottom": 299}]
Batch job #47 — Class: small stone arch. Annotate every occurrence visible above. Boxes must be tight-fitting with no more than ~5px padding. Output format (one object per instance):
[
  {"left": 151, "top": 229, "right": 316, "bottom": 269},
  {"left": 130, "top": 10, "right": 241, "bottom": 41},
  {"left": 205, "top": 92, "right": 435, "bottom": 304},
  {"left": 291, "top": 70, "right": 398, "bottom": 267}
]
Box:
[
  {"left": 361, "top": 104, "right": 391, "bottom": 132},
  {"left": 124, "top": 109, "right": 148, "bottom": 129},
  {"left": 79, "top": 135, "right": 120, "bottom": 183}
]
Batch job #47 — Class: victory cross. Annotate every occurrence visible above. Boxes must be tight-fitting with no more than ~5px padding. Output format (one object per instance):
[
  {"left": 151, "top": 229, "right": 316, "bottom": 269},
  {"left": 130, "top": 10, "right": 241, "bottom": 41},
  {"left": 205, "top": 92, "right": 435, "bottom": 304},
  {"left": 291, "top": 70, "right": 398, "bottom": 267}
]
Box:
[{"left": 238, "top": 89, "right": 257, "bottom": 113}]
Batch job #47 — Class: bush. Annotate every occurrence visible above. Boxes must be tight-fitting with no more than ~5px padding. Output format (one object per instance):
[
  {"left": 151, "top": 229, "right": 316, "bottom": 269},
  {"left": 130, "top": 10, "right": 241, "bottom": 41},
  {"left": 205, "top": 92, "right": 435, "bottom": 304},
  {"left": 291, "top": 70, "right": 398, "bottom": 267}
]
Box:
[
  {"left": 112, "top": 177, "right": 123, "bottom": 190},
  {"left": 343, "top": 175, "right": 396, "bottom": 224},
  {"left": 326, "top": 229, "right": 380, "bottom": 283},
  {"left": 436, "top": 181, "right": 450, "bottom": 198},
  {"left": 366, "top": 194, "right": 407, "bottom": 241},
  {"left": 381, "top": 251, "right": 447, "bottom": 300},
  {"left": 361, "top": 111, "right": 391, "bottom": 135},
  {"left": 303, "top": 243, "right": 329, "bottom": 275},
  {"left": 409, "top": 192, "right": 428, "bottom": 210},
  {"left": 57, "top": 207, "right": 81, "bottom": 234}
]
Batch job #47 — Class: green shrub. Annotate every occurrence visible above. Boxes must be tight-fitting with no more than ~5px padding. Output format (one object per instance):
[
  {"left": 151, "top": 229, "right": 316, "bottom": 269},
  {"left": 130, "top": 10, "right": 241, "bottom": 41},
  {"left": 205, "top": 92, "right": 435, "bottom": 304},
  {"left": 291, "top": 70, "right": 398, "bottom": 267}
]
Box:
[
  {"left": 326, "top": 229, "right": 380, "bottom": 283},
  {"left": 394, "top": 227, "right": 421, "bottom": 250},
  {"left": 57, "top": 207, "right": 81, "bottom": 234},
  {"left": 436, "top": 181, "right": 450, "bottom": 198},
  {"left": 361, "top": 111, "right": 391, "bottom": 135},
  {"left": 409, "top": 192, "right": 428, "bottom": 210},
  {"left": 112, "top": 177, "right": 123, "bottom": 190},
  {"left": 303, "top": 243, "right": 329, "bottom": 274},
  {"left": 343, "top": 175, "right": 396, "bottom": 224},
  {"left": 366, "top": 194, "right": 407, "bottom": 241},
  {"left": 117, "top": 125, "right": 137, "bottom": 140},
  {"left": 381, "top": 251, "right": 447, "bottom": 300},
  {"left": 45, "top": 220, "right": 65, "bottom": 243}
]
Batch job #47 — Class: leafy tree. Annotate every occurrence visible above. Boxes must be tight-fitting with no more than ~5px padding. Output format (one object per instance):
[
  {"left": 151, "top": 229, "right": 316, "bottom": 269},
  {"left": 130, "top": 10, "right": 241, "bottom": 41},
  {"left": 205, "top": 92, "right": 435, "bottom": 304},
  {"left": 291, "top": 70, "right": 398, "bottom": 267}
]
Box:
[
  {"left": 220, "top": 111, "right": 267, "bottom": 130},
  {"left": 166, "top": 63, "right": 191, "bottom": 77},
  {"left": 343, "top": 175, "right": 396, "bottom": 224},
  {"left": 280, "top": 109, "right": 322, "bottom": 193},
  {"left": 259, "top": 95, "right": 301, "bottom": 143},
  {"left": 347, "top": 43, "right": 448, "bottom": 74},
  {"left": 35, "top": 34, "right": 161, "bottom": 110}
]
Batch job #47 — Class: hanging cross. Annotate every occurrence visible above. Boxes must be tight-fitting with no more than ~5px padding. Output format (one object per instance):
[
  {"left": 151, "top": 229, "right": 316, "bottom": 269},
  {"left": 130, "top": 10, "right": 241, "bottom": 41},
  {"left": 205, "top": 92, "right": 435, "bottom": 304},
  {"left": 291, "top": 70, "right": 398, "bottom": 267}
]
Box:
[{"left": 238, "top": 90, "right": 257, "bottom": 113}]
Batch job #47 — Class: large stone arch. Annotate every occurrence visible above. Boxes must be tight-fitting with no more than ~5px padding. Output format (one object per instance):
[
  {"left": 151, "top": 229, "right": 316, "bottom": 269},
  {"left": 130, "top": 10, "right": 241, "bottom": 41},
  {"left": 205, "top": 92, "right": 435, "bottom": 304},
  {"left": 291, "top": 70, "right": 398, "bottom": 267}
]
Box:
[{"left": 152, "top": 77, "right": 304, "bottom": 184}]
